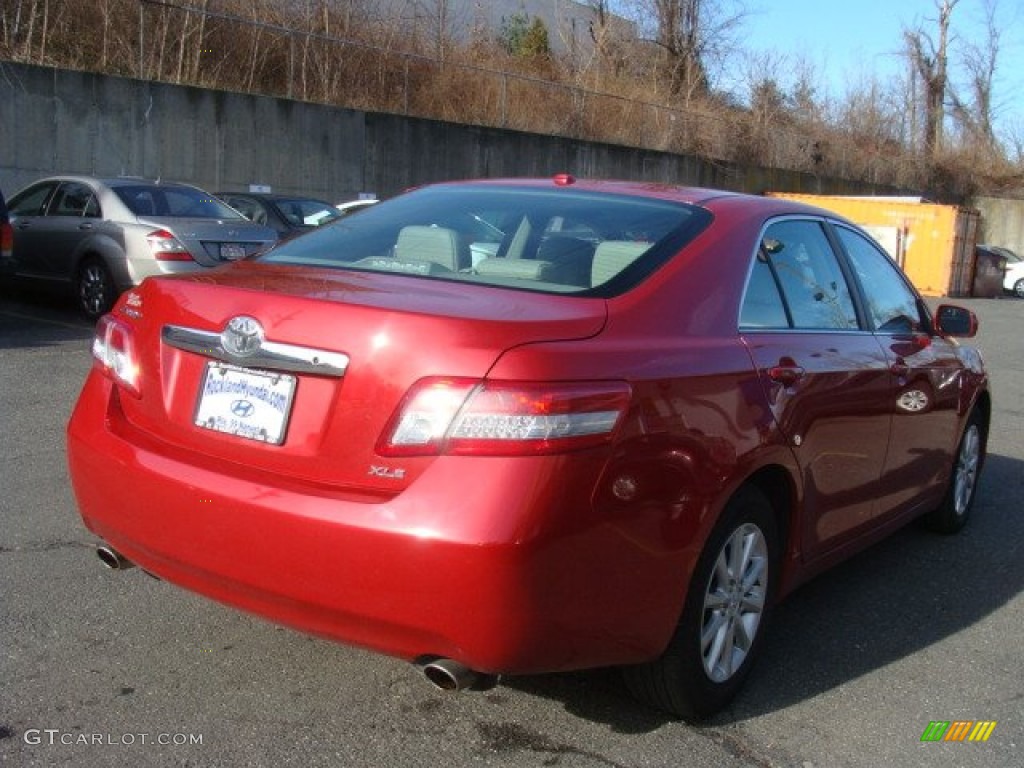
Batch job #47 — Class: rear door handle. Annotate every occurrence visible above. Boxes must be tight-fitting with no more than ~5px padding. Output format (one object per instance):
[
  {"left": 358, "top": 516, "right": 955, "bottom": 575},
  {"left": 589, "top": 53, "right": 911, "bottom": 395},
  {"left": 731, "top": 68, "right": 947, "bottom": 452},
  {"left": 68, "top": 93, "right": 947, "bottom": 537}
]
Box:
[
  {"left": 768, "top": 364, "right": 805, "bottom": 386},
  {"left": 78, "top": 222, "right": 94, "bottom": 231},
  {"left": 890, "top": 359, "right": 910, "bottom": 377}
]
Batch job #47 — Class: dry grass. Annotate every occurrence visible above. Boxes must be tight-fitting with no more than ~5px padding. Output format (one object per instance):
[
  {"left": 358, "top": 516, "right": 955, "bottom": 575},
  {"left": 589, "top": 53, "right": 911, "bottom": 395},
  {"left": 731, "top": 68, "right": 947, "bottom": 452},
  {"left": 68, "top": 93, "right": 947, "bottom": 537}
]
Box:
[{"left": 2, "top": 0, "right": 1020, "bottom": 199}]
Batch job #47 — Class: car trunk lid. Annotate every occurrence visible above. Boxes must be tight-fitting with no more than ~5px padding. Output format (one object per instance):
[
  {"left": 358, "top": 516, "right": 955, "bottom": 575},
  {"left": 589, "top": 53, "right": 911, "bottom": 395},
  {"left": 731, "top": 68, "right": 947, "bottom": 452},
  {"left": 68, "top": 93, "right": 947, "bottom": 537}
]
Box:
[
  {"left": 136, "top": 217, "right": 276, "bottom": 266},
  {"left": 108, "top": 262, "right": 607, "bottom": 495}
]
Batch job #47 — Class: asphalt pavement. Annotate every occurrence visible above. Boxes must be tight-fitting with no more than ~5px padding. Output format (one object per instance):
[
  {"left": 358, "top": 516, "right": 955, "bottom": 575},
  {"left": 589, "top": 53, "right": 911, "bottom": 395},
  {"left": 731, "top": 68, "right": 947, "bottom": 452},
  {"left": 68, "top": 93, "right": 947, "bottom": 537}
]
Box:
[{"left": 1, "top": 285, "right": 1021, "bottom": 768}]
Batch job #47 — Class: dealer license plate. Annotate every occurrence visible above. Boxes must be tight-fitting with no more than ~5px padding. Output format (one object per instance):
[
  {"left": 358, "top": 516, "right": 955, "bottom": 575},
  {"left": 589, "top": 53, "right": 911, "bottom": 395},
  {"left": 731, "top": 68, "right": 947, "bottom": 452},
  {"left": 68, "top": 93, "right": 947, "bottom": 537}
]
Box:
[{"left": 194, "top": 362, "right": 296, "bottom": 444}]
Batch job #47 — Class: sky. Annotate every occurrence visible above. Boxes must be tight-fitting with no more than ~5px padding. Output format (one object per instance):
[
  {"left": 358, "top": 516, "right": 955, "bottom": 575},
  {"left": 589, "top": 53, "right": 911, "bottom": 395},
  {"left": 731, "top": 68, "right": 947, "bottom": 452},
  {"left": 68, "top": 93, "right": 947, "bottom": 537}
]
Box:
[{"left": 728, "top": 0, "right": 1024, "bottom": 144}]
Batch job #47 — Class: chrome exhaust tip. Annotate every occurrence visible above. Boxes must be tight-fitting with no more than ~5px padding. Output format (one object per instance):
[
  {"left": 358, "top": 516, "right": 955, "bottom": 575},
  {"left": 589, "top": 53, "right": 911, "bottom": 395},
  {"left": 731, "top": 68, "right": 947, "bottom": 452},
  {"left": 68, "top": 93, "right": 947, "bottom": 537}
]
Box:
[
  {"left": 422, "top": 658, "right": 499, "bottom": 692},
  {"left": 96, "top": 545, "right": 135, "bottom": 571}
]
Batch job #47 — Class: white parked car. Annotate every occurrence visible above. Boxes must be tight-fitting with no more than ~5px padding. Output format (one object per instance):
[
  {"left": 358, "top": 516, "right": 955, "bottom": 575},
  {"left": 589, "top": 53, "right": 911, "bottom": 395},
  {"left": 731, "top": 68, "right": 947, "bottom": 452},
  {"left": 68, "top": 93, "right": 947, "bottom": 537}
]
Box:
[{"left": 997, "top": 247, "right": 1024, "bottom": 297}]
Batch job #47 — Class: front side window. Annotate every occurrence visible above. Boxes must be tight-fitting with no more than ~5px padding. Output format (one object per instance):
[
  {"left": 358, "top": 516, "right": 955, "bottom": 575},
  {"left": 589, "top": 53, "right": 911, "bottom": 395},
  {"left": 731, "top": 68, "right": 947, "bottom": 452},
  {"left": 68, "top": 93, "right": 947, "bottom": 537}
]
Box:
[
  {"left": 742, "top": 218, "right": 858, "bottom": 331},
  {"left": 259, "top": 185, "right": 709, "bottom": 296},
  {"left": 835, "top": 225, "right": 924, "bottom": 333}
]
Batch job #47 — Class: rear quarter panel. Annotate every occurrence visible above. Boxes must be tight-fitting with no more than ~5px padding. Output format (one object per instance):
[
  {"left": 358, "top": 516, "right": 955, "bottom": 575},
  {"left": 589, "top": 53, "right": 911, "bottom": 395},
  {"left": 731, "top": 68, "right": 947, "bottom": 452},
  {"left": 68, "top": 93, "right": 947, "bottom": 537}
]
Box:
[{"left": 485, "top": 199, "right": 803, "bottom": 650}]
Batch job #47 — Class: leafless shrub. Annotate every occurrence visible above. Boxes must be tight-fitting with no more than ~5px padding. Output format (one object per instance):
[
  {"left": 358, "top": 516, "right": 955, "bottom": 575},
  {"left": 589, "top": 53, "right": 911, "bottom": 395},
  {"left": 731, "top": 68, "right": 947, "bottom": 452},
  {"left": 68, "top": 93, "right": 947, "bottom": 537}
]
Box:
[{"left": 2, "top": 0, "right": 1021, "bottom": 198}]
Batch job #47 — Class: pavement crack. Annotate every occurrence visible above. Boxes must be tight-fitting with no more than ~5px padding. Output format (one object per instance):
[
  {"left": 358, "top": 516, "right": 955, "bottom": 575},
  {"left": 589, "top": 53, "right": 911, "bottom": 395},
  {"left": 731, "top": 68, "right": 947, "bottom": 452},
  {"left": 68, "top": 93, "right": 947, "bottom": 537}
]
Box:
[
  {"left": 702, "top": 725, "right": 783, "bottom": 768},
  {"left": 0, "top": 540, "right": 92, "bottom": 554},
  {"left": 476, "top": 721, "right": 629, "bottom": 768}
]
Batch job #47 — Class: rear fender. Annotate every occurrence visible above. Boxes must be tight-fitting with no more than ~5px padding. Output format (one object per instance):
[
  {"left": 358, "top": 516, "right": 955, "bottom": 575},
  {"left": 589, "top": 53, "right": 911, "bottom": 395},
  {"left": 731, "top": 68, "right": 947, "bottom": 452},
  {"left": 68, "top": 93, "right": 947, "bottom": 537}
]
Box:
[{"left": 72, "top": 232, "right": 130, "bottom": 290}]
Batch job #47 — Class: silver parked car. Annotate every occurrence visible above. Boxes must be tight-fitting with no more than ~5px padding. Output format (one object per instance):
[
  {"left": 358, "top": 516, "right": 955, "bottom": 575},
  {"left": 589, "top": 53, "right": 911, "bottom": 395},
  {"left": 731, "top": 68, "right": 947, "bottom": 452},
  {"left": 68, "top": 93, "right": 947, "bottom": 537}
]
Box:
[{"left": 3, "top": 176, "right": 278, "bottom": 318}]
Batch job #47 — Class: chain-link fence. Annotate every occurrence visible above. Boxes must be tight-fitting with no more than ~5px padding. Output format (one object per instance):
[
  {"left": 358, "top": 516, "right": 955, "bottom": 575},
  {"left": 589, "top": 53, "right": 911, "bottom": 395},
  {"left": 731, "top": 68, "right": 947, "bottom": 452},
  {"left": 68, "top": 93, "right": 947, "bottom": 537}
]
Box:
[{"left": 1, "top": 0, "right": 911, "bottom": 188}]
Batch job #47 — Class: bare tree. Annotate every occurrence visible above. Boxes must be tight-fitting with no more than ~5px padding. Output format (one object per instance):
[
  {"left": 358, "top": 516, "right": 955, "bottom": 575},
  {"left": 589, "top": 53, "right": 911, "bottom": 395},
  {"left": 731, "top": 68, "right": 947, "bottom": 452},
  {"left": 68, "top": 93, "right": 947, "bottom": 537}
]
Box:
[
  {"left": 836, "top": 74, "right": 909, "bottom": 184},
  {"left": 562, "top": 0, "right": 640, "bottom": 88},
  {"left": 903, "top": 0, "right": 959, "bottom": 158},
  {"left": 411, "top": 0, "right": 457, "bottom": 65},
  {"left": 629, "top": 0, "right": 747, "bottom": 102},
  {"left": 949, "top": 0, "right": 1000, "bottom": 156}
]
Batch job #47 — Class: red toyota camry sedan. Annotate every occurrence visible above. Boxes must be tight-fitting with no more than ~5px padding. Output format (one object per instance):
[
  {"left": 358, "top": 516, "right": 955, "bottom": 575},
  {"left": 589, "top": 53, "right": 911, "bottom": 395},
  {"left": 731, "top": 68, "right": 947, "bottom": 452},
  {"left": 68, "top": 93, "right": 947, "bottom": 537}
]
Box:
[{"left": 67, "top": 177, "right": 989, "bottom": 719}]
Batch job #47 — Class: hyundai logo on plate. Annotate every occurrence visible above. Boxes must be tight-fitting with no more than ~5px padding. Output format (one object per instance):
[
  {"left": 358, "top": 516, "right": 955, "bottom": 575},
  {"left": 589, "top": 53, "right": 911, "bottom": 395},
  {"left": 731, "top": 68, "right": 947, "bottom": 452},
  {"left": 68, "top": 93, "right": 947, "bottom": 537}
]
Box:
[
  {"left": 221, "top": 316, "right": 264, "bottom": 357},
  {"left": 231, "top": 399, "right": 256, "bottom": 418}
]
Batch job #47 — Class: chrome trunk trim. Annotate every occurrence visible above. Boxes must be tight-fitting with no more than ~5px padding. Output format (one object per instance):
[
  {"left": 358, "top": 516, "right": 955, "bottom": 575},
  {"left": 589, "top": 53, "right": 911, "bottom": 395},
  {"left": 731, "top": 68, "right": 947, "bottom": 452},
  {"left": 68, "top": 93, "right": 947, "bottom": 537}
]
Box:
[{"left": 162, "top": 324, "right": 349, "bottom": 377}]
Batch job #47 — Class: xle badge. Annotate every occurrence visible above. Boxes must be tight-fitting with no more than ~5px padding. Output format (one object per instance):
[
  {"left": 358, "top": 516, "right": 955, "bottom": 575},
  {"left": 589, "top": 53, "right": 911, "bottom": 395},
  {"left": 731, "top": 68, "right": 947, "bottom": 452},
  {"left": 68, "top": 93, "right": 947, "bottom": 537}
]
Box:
[{"left": 368, "top": 465, "right": 406, "bottom": 480}]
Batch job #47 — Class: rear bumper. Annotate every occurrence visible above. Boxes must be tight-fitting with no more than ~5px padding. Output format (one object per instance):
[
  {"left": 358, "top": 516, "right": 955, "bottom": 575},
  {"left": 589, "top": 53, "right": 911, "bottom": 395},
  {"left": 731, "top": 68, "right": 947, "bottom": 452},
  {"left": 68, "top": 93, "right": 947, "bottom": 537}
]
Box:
[{"left": 67, "top": 372, "right": 692, "bottom": 674}]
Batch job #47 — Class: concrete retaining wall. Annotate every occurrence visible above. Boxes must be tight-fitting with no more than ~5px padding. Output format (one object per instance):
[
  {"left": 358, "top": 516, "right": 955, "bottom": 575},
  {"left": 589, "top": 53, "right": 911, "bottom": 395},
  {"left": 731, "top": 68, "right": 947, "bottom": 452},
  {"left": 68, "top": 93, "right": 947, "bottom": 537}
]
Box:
[
  {"left": 975, "top": 196, "right": 1024, "bottom": 254},
  {"left": 1, "top": 61, "right": 889, "bottom": 203}
]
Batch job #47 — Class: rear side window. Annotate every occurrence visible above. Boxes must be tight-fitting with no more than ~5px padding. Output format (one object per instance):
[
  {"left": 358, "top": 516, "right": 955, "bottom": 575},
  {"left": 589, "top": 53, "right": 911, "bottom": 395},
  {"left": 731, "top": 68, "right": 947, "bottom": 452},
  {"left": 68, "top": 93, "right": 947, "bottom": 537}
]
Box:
[
  {"left": 9, "top": 183, "right": 57, "bottom": 217},
  {"left": 50, "top": 182, "right": 101, "bottom": 218},
  {"left": 740, "top": 257, "right": 789, "bottom": 328},
  {"left": 260, "top": 185, "right": 709, "bottom": 296},
  {"left": 741, "top": 219, "right": 858, "bottom": 331}
]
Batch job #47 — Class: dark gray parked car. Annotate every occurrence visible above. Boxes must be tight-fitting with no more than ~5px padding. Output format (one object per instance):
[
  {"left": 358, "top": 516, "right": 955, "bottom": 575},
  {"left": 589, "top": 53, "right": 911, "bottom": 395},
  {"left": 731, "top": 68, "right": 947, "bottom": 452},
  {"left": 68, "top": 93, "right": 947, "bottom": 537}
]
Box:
[
  {"left": 216, "top": 192, "right": 341, "bottom": 241},
  {"left": 3, "top": 176, "right": 278, "bottom": 318}
]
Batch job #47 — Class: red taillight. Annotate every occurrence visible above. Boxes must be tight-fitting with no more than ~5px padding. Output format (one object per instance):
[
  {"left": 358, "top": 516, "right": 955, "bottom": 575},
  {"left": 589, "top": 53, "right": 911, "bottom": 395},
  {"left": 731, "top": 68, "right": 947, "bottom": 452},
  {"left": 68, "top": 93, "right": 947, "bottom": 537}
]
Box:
[
  {"left": 378, "top": 378, "right": 631, "bottom": 457},
  {"left": 0, "top": 220, "right": 12, "bottom": 259},
  {"left": 91, "top": 315, "right": 141, "bottom": 397},
  {"left": 147, "top": 228, "right": 194, "bottom": 262}
]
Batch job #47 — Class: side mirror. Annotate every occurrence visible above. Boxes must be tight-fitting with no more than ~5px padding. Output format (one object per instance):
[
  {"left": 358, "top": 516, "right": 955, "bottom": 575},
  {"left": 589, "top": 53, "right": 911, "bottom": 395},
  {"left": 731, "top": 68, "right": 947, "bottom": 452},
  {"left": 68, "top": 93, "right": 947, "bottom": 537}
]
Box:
[{"left": 934, "top": 304, "right": 978, "bottom": 337}]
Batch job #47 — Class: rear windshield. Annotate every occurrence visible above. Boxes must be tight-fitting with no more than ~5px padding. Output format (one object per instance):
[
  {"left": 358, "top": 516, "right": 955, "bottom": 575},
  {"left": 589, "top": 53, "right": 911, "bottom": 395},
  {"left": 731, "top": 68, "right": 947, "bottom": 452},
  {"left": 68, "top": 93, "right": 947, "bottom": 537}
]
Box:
[
  {"left": 115, "top": 185, "right": 245, "bottom": 220},
  {"left": 259, "top": 185, "right": 709, "bottom": 296}
]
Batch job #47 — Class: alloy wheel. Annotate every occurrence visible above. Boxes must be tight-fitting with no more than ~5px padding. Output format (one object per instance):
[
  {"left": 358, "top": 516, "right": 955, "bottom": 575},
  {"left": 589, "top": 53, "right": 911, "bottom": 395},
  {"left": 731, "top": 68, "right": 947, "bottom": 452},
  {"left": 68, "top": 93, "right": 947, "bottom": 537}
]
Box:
[
  {"left": 953, "top": 424, "right": 981, "bottom": 516},
  {"left": 700, "top": 522, "right": 768, "bottom": 683},
  {"left": 79, "top": 262, "right": 111, "bottom": 317}
]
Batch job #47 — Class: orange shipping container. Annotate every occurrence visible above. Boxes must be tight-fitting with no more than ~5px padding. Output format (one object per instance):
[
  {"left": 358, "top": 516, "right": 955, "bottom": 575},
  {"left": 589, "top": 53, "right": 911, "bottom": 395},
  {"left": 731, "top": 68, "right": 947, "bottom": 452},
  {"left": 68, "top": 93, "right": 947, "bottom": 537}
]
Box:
[{"left": 767, "top": 193, "right": 979, "bottom": 297}]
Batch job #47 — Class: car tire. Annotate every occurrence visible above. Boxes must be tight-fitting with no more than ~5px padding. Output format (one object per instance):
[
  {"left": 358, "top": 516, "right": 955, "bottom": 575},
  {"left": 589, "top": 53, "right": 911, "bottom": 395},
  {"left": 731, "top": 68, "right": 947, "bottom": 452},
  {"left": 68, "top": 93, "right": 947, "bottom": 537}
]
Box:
[
  {"left": 1014, "top": 278, "right": 1024, "bottom": 298},
  {"left": 76, "top": 257, "right": 116, "bottom": 319},
  {"left": 922, "top": 409, "right": 986, "bottom": 534},
  {"left": 623, "top": 485, "right": 779, "bottom": 720}
]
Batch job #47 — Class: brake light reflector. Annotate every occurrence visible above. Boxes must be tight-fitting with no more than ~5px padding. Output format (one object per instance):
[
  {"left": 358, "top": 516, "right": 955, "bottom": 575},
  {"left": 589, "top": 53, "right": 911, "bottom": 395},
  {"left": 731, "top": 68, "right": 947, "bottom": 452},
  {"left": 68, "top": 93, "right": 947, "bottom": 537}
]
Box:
[
  {"left": 0, "top": 219, "right": 12, "bottom": 260},
  {"left": 147, "top": 229, "right": 194, "bottom": 261},
  {"left": 92, "top": 315, "right": 141, "bottom": 397},
  {"left": 378, "top": 378, "right": 630, "bottom": 456}
]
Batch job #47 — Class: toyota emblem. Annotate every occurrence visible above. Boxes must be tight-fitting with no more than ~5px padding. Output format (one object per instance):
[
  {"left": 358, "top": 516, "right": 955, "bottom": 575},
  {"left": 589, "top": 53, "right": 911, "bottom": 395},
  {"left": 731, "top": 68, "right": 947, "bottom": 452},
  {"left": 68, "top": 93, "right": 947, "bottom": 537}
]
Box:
[{"left": 221, "top": 316, "right": 264, "bottom": 357}]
